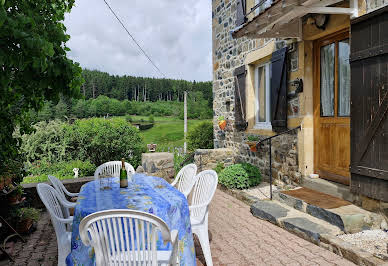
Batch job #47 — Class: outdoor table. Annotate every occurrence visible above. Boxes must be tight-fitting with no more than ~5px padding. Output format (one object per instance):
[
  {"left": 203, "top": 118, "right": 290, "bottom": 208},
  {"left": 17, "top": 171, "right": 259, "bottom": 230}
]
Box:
[{"left": 65, "top": 174, "right": 196, "bottom": 266}]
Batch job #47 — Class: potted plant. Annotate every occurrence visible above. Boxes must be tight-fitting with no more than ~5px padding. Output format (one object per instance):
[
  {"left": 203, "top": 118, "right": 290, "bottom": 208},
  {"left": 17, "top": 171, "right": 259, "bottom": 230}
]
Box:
[
  {"left": 218, "top": 116, "right": 227, "bottom": 130},
  {"left": 246, "top": 135, "right": 260, "bottom": 152},
  {"left": 15, "top": 208, "right": 40, "bottom": 234},
  {"left": 7, "top": 184, "right": 24, "bottom": 204}
]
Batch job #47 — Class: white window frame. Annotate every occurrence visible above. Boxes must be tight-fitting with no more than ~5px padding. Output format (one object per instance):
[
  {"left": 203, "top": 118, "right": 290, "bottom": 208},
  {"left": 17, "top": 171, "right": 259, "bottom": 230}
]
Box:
[{"left": 254, "top": 62, "right": 272, "bottom": 130}]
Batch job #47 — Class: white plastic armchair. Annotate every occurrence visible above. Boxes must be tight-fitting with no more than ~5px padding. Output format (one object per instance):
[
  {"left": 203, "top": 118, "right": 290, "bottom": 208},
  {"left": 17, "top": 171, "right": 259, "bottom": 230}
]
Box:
[
  {"left": 94, "top": 161, "right": 135, "bottom": 180},
  {"left": 37, "top": 183, "right": 73, "bottom": 266},
  {"left": 48, "top": 175, "right": 77, "bottom": 218},
  {"left": 79, "top": 209, "right": 179, "bottom": 266},
  {"left": 170, "top": 164, "right": 197, "bottom": 198},
  {"left": 189, "top": 170, "right": 218, "bottom": 266}
]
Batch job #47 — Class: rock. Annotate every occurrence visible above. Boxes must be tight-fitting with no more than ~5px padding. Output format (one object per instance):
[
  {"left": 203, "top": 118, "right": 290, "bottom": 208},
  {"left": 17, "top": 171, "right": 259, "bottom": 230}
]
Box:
[
  {"left": 306, "top": 204, "right": 345, "bottom": 232},
  {"left": 282, "top": 217, "right": 331, "bottom": 243},
  {"left": 136, "top": 166, "right": 145, "bottom": 173},
  {"left": 250, "top": 200, "right": 289, "bottom": 224},
  {"left": 381, "top": 219, "right": 388, "bottom": 230}
]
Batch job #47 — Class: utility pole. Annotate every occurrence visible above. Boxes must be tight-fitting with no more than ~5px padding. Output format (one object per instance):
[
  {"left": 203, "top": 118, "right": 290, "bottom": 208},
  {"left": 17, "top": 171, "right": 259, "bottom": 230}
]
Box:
[{"left": 184, "top": 91, "right": 187, "bottom": 154}]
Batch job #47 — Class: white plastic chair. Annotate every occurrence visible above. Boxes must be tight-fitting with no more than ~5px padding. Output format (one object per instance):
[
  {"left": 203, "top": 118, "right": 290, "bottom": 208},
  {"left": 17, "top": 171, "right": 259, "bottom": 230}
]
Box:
[
  {"left": 37, "top": 183, "right": 73, "bottom": 266},
  {"left": 94, "top": 161, "right": 135, "bottom": 180},
  {"left": 79, "top": 209, "right": 179, "bottom": 266},
  {"left": 48, "top": 175, "right": 77, "bottom": 218},
  {"left": 170, "top": 164, "right": 197, "bottom": 198},
  {"left": 189, "top": 170, "right": 218, "bottom": 266}
]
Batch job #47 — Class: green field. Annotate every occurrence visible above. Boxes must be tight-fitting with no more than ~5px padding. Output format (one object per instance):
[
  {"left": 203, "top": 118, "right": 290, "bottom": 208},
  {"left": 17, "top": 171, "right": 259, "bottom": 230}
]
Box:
[{"left": 128, "top": 116, "right": 211, "bottom": 152}]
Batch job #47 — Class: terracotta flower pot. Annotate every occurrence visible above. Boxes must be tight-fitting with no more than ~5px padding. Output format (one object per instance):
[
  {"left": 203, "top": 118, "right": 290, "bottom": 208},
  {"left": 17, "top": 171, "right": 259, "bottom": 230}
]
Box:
[
  {"left": 247, "top": 142, "right": 258, "bottom": 152},
  {"left": 4, "top": 177, "right": 11, "bottom": 186},
  {"left": 8, "top": 194, "right": 21, "bottom": 204},
  {"left": 218, "top": 120, "right": 227, "bottom": 130},
  {"left": 16, "top": 219, "right": 33, "bottom": 234}
]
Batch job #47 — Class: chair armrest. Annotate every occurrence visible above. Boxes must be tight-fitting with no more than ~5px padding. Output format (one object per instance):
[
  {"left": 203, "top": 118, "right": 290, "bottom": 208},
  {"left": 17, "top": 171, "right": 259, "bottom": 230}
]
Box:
[
  {"left": 169, "top": 230, "right": 179, "bottom": 266},
  {"left": 170, "top": 179, "right": 178, "bottom": 187},
  {"left": 64, "top": 190, "right": 79, "bottom": 197},
  {"left": 58, "top": 195, "right": 77, "bottom": 209},
  {"left": 57, "top": 217, "right": 73, "bottom": 225},
  {"left": 189, "top": 202, "right": 209, "bottom": 212}
]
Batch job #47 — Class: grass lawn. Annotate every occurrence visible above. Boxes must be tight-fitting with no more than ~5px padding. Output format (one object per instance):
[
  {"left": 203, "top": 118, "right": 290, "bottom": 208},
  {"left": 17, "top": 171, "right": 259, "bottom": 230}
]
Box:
[{"left": 129, "top": 116, "right": 211, "bottom": 152}]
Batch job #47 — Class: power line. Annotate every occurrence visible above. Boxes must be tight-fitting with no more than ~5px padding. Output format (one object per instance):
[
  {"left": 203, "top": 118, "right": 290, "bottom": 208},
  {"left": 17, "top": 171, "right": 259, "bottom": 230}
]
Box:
[{"left": 102, "top": 0, "right": 166, "bottom": 78}]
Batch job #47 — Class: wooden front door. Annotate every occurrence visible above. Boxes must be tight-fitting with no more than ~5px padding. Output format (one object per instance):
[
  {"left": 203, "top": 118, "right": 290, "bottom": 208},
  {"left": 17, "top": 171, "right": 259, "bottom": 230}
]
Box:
[{"left": 314, "top": 30, "right": 351, "bottom": 185}]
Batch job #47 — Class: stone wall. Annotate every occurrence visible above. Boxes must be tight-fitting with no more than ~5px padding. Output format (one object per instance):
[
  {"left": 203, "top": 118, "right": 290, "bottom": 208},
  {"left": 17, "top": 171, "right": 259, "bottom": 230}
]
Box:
[
  {"left": 194, "top": 148, "right": 234, "bottom": 171},
  {"left": 141, "top": 152, "right": 175, "bottom": 182},
  {"left": 212, "top": 0, "right": 300, "bottom": 186}
]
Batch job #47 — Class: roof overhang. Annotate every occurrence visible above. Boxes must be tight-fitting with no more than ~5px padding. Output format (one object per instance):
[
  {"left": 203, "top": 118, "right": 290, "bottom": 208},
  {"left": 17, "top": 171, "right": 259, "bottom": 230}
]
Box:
[{"left": 232, "top": 0, "right": 358, "bottom": 39}]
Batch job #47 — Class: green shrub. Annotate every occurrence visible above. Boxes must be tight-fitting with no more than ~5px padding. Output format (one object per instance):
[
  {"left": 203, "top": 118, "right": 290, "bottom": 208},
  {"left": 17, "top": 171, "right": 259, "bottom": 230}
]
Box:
[
  {"left": 219, "top": 163, "right": 261, "bottom": 189},
  {"left": 173, "top": 151, "right": 194, "bottom": 175},
  {"left": 213, "top": 162, "right": 225, "bottom": 175},
  {"left": 20, "top": 120, "right": 69, "bottom": 164},
  {"left": 22, "top": 160, "right": 95, "bottom": 184},
  {"left": 138, "top": 123, "right": 154, "bottom": 130},
  {"left": 187, "top": 121, "right": 214, "bottom": 151},
  {"left": 148, "top": 115, "right": 155, "bottom": 123},
  {"left": 66, "top": 118, "right": 145, "bottom": 167},
  {"left": 125, "top": 115, "right": 133, "bottom": 123}
]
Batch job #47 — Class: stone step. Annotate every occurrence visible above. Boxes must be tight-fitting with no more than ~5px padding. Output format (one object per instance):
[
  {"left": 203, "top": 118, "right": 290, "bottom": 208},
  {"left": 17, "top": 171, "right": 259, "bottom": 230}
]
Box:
[
  {"left": 273, "top": 188, "right": 384, "bottom": 233},
  {"left": 250, "top": 200, "right": 343, "bottom": 244}
]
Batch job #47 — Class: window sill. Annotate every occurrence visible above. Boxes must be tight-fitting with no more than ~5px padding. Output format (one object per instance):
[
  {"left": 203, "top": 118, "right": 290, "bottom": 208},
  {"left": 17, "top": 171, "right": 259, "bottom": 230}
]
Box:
[{"left": 253, "top": 123, "right": 272, "bottom": 131}]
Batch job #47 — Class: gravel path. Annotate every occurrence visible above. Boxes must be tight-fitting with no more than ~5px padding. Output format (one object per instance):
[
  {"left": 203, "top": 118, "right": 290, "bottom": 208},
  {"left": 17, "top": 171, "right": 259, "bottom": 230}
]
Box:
[
  {"left": 337, "top": 230, "right": 388, "bottom": 259},
  {"left": 243, "top": 182, "right": 278, "bottom": 200}
]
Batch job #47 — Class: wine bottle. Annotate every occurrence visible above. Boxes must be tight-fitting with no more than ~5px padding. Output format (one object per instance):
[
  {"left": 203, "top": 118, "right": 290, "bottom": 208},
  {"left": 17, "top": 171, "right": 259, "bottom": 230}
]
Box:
[{"left": 119, "top": 158, "right": 128, "bottom": 188}]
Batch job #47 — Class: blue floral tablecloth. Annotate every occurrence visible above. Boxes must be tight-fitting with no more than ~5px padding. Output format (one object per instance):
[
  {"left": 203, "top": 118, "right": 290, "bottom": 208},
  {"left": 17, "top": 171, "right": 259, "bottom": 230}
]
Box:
[{"left": 66, "top": 174, "right": 196, "bottom": 266}]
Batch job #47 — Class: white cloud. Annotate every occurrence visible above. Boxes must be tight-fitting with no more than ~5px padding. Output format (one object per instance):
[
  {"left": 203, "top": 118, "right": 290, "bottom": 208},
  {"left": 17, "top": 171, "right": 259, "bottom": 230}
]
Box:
[{"left": 64, "top": 0, "right": 212, "bottom": 81}]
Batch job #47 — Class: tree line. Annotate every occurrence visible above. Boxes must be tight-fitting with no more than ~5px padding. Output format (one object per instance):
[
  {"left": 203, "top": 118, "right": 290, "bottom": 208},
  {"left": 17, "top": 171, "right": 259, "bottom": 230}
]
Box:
[{"left": 81, "top": 69, "right": 213, "bottom": 107}]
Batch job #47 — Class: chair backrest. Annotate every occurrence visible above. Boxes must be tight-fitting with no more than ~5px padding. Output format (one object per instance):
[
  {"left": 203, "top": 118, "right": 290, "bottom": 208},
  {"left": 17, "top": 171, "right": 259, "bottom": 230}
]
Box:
[
  {"left": 174, "top": 164, "right": 197, "bottom": 197},
  {"left": 48, "top": 175, "right": 67, "bottom": 201},
  {"left": 94, "top": 161, "right": 135, "bottom": 180},
  {"left": 191, "top": 170, "right": 218, "bottom": 219},
  {"left": 37, "top": 183, "right": 69, "bottom": 245},
  {"left": 79, "top": 209, "right": 173, "bottom": 266}
]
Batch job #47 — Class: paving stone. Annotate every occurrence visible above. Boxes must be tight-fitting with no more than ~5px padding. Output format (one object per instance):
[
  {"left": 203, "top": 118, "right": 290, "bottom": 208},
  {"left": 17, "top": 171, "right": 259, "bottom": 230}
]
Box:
[{"left": 1, "top": 189, "right": 355, "bottom": 266}]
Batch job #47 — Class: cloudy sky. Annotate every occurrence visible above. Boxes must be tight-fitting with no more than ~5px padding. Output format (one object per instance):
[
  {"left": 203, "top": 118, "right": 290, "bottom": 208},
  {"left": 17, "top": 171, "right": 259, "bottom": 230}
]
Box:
[{"left": 64, "top": 0, "right": 212, "bottom": 81}]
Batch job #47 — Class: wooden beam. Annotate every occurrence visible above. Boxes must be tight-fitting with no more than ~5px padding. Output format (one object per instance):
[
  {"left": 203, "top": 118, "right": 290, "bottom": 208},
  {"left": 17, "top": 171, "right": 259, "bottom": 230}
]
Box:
[{"left": 304, "top": 7, "right": 356, "bottom": 15}]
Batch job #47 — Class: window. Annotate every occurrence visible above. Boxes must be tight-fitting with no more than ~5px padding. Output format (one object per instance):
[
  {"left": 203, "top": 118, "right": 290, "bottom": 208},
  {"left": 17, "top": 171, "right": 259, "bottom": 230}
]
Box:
[
  {"left": 255, "top": 0, "right": 272, "bottom": 16},
  {"left": 255, "top": 63, "right": 271, "bottom": 129},
  {"left": 320, "top": 38, "right": 350, "bottom": 117}
]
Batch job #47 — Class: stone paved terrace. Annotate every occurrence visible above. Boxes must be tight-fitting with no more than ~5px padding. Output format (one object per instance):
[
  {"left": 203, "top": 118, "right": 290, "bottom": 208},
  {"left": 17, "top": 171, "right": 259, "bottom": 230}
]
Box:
[{"left": 2, "top": 190, "right": 355, "bottom": 266}]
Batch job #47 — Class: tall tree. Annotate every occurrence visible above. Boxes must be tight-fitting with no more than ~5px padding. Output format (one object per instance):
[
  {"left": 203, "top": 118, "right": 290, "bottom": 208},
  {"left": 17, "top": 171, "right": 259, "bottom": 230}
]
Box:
[{"left": 0, "top": 0, "right": 83, "bottom": 171}]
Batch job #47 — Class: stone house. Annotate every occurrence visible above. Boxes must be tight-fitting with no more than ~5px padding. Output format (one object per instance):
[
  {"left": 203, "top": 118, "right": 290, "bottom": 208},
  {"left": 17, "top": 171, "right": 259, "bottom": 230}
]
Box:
[{"left": 212, "top": 0, "right": 388, "bottom": 212}]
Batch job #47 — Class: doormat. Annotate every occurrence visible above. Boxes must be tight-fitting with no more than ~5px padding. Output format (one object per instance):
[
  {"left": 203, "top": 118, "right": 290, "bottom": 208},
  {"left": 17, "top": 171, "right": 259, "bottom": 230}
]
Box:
[{"left": 281, "top": 187, "right": 352, "bottom": 209}]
